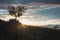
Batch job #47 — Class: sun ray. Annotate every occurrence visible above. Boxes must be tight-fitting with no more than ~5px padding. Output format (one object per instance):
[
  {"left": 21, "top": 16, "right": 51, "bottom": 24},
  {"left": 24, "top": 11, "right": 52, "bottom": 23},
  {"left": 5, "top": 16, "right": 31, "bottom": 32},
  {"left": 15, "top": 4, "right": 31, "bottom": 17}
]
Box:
[{"left": 19, "top": 19, "right": 31, "bottom": 25}]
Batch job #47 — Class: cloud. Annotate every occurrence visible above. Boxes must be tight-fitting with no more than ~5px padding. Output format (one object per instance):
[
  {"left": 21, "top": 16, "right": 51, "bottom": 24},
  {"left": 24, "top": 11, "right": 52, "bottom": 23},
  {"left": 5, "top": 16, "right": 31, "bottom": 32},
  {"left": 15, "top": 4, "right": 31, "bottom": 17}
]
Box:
[
  {"left": 47, "top": 19, "right": 60, "bottom": 25},
  {"left": 0, "top": 14, "right": 60, "bottom": 26},
  {"left": 28, "top": 19, "right": 60, "bottom": 26},
  {"left": 24, "top": 2, "right": 60, "bottom": 10},
  {"left": 0, "top": 15, "right": 15, "bottom": 21},
  {"left": 0, "top": 2, "right": 60, "bottom": 9},
  {"left": 0, "top": 2, "right": 60, "bottom": 26}
]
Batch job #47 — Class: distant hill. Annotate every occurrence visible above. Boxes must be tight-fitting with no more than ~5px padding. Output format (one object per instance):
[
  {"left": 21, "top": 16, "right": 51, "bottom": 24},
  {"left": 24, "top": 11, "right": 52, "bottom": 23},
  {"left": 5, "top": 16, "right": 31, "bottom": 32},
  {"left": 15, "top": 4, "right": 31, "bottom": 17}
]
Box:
[
  {"left": 48, "top": 24, "right": 60, "bottom": 28},
  {"left": 0, "top": 19, "right": 60, "bottom": 40}
]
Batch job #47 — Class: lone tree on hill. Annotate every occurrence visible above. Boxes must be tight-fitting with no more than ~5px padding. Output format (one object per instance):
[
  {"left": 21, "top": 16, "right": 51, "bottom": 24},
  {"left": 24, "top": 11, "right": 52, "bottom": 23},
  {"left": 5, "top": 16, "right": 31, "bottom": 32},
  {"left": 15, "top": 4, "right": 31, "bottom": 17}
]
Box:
[{"left": 8, "top": 5, "right": 27, "bottom": 19}]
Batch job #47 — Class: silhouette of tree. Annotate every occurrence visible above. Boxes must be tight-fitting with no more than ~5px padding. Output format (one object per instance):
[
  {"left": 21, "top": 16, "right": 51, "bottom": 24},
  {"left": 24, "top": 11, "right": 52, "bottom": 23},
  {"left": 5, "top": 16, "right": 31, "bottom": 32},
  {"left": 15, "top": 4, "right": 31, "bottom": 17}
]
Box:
[
  {"left": 8, "top": 6, "right": 16, "bottom": 16},
  {"left": 8, "top": 5, "right": 27, "bottom": 19},
  {"left": 16, "top": 6, "right": 27, "bottom": 17}
]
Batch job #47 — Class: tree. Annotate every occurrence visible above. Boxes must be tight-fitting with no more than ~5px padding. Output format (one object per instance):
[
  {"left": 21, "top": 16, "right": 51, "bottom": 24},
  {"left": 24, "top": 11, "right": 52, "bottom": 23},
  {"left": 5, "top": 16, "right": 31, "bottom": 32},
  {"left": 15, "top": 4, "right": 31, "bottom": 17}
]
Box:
[{"left": 8, "top": 5, "right": 27, "bottom": 19}]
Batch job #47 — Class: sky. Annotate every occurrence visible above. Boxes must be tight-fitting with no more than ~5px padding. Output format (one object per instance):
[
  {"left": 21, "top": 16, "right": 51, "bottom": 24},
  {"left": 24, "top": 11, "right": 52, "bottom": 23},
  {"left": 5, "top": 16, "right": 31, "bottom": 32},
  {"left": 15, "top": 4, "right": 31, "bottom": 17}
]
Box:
[
  {"left": 0, "top": 0, "right": 60, "bottom": 26},
  {"left": 0, "top": 0, "right": 60, "bottom": 4}
]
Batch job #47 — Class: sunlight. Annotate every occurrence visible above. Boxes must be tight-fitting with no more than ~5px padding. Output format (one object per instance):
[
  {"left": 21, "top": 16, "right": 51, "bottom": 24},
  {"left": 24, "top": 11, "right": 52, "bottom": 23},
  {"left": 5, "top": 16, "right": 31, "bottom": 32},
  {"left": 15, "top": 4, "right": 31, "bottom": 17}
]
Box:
[
  {"left": 19, "top": 19, "right": 31, "bottom": 25},
  {"left": 1, "top": 15, "right": 60, "bottom": 26},
  {"left": 18, "top": 18, "right": 48, "bottom": 26},
  {"left": 30, "top": 21, "right": 48, "bottom": 26}
]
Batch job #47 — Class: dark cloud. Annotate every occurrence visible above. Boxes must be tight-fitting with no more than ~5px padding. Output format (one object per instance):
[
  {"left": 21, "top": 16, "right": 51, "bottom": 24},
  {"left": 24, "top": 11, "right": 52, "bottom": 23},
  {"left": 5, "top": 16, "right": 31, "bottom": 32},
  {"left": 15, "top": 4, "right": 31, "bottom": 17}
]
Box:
[
  {"left": 0, "top": 0, "right": 16, "bottom": 4},
  {"left": 0, "top": 0, "right": 60, "bottom": 9},
  {"left": 0, "top": 0, "right": 60, "bottom": 4}
]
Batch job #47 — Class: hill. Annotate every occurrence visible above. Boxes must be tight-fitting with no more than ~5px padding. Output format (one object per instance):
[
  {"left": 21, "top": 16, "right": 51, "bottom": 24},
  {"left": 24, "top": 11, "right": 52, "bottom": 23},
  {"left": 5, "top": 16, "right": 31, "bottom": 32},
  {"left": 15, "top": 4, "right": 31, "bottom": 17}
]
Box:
[{"left": 0, "top": 19, "right": 60, "bottom": 40}]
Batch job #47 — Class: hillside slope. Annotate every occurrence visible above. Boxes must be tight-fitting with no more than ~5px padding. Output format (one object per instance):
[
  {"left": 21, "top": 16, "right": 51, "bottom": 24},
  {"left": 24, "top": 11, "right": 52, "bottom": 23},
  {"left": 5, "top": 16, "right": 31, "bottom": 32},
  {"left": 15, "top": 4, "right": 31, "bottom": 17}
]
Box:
[{"left": 0, "top": 19, "right": 60, "bottom": 40}]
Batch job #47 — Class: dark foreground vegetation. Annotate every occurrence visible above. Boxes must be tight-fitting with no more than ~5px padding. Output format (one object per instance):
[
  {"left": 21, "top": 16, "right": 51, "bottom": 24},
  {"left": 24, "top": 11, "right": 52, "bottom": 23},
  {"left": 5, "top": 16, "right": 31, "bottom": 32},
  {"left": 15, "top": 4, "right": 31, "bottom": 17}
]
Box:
[{"left": 0, "top": 19, "right": 60, "bottom": 40}]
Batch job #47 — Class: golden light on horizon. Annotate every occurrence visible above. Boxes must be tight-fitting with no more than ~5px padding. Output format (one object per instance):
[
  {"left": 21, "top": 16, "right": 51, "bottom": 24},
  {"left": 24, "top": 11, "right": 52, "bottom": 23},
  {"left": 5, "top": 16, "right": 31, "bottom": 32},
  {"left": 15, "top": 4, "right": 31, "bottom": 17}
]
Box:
[
  {"left": 18, "top": 18, "right": 48, "bottom": 26},
  {"left": 1, "top": 15, "right": 60, "bottom": 26},
  {"left": 19, "top": 19, "right": 32, "bottom": 25}
]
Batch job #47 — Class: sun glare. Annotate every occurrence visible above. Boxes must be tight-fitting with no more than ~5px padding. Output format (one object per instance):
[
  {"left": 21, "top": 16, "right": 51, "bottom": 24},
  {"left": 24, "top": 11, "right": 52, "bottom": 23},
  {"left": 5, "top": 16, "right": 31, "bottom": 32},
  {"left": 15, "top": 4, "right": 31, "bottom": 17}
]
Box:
[{"left": 19, "top": 19, "right": 31, "bottom": 25}]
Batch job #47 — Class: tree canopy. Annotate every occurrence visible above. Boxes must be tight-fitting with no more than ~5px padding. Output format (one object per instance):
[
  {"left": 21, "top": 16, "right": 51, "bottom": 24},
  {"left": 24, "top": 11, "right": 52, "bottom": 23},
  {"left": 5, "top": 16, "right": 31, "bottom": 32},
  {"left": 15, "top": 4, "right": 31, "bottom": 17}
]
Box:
[{"left": 8, "top": 5, "right": 27, "bottom": 19}]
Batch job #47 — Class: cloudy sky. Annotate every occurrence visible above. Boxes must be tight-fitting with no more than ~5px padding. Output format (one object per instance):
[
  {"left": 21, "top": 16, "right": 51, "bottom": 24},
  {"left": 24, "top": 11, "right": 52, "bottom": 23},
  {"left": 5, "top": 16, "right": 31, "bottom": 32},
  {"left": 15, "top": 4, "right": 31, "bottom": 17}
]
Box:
[
  {"left": 0, "top": 0, "right": 60, "bottom": 4},
  {"left": 0, "top": 0, "right": 60, "bottom": 26}
]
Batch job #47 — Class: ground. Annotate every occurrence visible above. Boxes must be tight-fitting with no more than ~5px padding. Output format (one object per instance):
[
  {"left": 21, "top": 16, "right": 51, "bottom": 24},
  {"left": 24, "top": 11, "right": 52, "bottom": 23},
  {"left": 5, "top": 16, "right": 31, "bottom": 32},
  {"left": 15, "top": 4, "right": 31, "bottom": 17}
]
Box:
[{"left": 0, "top": 19, "right": 60, "bottom": 40}]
